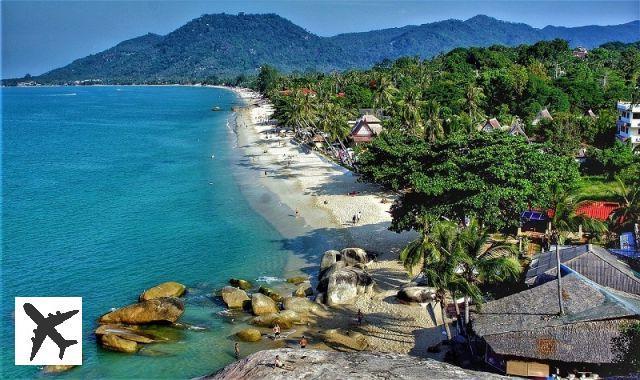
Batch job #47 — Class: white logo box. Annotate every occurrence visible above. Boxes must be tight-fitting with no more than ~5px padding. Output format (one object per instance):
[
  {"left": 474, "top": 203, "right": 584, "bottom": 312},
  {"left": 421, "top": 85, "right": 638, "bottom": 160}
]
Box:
[{"left": 15, "top": 297, "right": 82, "bottom": 365}]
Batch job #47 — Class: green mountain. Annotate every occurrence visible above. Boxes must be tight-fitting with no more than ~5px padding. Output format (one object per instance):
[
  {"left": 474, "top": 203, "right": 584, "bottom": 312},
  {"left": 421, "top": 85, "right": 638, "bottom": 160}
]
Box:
[{"left": 23, "top": 13, "right": 640, "bottom": 84}]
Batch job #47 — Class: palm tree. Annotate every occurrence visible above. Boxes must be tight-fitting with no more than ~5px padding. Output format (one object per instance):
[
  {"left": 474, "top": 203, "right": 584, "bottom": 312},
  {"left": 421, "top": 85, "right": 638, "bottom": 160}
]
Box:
[
  {"left": 458, "top": 220, "right": 522, "bottom": 324},
  {"left": 423, "top": 100, "right": 444, "bottom": 143},
  {"left": 371, "top": 75, "right": 397, "bottom": 113},
  {"left": 548, "top": 189, "right": 608, "bottom": 315},
  {"left": 462, "top": 82, "right": 486, "bottom": 132},
  {"left": 400, "top": 221, "right": 465, "bottom": 340},
  {"left": 396, "top": 89, "right": 424, "bottom": 135},
  {"left": 611, "top": 176, "right": 640, "bottom": 231}
]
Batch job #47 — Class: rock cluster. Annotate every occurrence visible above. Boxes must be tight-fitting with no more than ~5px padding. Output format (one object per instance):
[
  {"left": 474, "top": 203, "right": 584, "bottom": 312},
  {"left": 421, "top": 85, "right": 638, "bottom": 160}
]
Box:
[
  {"left": 396, "top": 286, "right": 437, "bottom": 304},
  {"left": 316, "top": 248, "right": 374, "bottom": 306},
  {"left": 95, "top": 281, "right": 186, "bottom": 353},
  {"left": 209, "top": 348, "right": 512, "bottom": 379}
]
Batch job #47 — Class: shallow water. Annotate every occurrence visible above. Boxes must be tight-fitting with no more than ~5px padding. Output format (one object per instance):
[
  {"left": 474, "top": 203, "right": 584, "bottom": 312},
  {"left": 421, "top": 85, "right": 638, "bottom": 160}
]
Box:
[{"left": 1, "top": 86, "right": 333, "bottom": 378}]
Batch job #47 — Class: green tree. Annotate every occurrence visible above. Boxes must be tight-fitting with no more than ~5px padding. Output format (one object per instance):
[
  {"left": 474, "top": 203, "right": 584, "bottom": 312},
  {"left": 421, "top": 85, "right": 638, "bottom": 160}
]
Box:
[{"left": 423, "top": 99, "right": 444, "bottom": 142}]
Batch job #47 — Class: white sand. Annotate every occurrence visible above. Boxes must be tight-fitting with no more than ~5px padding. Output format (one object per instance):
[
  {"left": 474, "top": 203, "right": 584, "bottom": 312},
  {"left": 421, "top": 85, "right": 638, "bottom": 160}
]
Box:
[
  {"left": 231, "top": 87, "right": 416, "bottom": 258},
  {"left": 226, "top": 88, "right": 450, "bottom": 357}
]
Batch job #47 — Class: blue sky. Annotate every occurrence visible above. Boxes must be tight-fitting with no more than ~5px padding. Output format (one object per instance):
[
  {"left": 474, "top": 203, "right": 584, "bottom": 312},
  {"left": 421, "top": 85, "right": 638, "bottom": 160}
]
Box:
[{"left": 2, "top": 0, "right": 639, "bottom": 78}]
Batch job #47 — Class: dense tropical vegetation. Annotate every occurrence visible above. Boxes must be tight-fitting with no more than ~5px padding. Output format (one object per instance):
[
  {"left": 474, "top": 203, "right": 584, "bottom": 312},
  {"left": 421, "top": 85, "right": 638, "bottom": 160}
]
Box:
[{"left": 3, "top": 13, "right": 639, "bottom": 85}]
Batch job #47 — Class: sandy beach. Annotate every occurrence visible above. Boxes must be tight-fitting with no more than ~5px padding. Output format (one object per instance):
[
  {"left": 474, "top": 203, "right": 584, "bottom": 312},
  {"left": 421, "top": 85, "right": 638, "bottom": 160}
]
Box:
[{"left": 229, "top": 87, "right": 446, "bottom": 358}]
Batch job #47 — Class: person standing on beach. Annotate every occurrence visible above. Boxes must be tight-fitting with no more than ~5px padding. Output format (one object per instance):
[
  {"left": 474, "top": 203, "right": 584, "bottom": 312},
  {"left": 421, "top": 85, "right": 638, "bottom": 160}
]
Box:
[
  {"left": 299, "top": 335, "right": 308, "bottom": 348},
  {"left": 234, "top": 342, "right": 240, "bottom": 359},
  {"left": 357, "top": 309, "right": 364, "bottom": 326},
  {"left": 352, "top": 214, "right": 357, "bottom": 225},
  {"left": 273, "top": 323, "right": 281, "bottom": 339},
  {"left": 295, "top": 208, "right": 299, "bottom": 218},
  {"left": 357, "top": 211, "right": 362, "bottom": 223}
]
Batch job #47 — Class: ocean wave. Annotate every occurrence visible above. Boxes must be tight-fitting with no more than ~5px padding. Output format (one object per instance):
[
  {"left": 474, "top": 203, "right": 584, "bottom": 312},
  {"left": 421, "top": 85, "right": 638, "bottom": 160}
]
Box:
[{"left": 256, "top": 276, "right": 284, "bottom": 283}]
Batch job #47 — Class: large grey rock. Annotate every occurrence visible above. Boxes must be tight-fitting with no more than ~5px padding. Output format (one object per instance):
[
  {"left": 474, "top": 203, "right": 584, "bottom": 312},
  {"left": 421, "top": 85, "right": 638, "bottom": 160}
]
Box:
[
  {"left": 99, "top": 297, "right": 184, "bottom": 324},
  {"left": 251, "top": 293, "right": 278, "bottom": 315},
  {"left": 340, "top": 248, "right": 369, "bottom": 266},
  {"left": 397, "top": 286, "right": 437, "bottom": 304},
  {"left": 282, "top": 296, "right": 327, "bottom": 316},
  {"left": 319, "top": 266, "right": 374, "bottom": 306},
  {"left": 208, "top": 348, "right": 513, "bottom": 379},
  {"left": 220, "top": 286, "right": 250, "bottom": 309},
  {"left": 320, "top": 250, "right": 341, "bottom": 273}
]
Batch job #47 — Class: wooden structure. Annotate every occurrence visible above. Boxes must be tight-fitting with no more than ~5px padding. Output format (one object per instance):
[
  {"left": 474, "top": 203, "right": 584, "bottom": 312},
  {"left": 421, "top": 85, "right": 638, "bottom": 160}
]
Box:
[
  {"left": 348, "top": 115, "right": 383, "bottom": 144},
  {"left": 473, "top": 270, "right": 640, "bottom": 376},
  {"left": 525, "top": 244, "right": 640, "bottom": 295}
]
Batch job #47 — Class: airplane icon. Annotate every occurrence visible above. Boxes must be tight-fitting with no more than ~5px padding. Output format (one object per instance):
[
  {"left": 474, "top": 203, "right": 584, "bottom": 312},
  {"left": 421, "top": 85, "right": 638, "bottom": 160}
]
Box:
[{"left": 23, "top": 303, "right": 79, "bottom": 361}]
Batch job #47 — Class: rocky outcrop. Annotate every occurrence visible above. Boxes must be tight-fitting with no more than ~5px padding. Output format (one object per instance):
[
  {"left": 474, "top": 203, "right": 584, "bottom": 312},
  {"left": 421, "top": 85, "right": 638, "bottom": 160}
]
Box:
[
  {"left": 236, "top": 328, "right": 262, "bottom": 342},
  {"left": 258, "top": 286, "right": 283, "bottom": 302},
  {"left": 220, "top": 286, "right": 250, "bottom": 309},
  {"left": 99, "top": 333, "right": 139, "bottom": 353},
  {"left": 286, "top": 276, "right": 308, "bottom": 285},
  {"left": 318, "top": 266, "right": 374, "bottom": 306},
  {"left": 250, "top": 310, "right": 300, "bottom": 329},
  {"left": 282, "top": 297, "right": 326, "bottom": 316},
  {"left": 293, "top": 282, "right": 313, "bottom": 297},
  {"left": 99, "top": 297, "right": 184, "bottom": 324},
  {"left": 251, "top": 293, "right": 278, "bottom": 315},
  {"left": 139, "top": 281, "right": 186, "bottom": 301},
  {"left": 397, "top": 286, "right": 437, "bottom": 304},
  {"left": 95, "top": 324, "right": 157, "bottom": 344},
  {"left": 320, "top": 250, "right": 340, "bottom": 273},
  {"left": 42, "top": 365, "right": 75, "bottom": 373},
  {"left": 209, "top": 348, "right": 512, "bottom": 379},
  {"left": 323, "top": 329, "right": 368, "bottom": 351},
  {"left": 340, "top": 248, "right": 369, "bottom": 267},
  {"left": 229, "top": 278, "right": 252, "bottom": 290}
]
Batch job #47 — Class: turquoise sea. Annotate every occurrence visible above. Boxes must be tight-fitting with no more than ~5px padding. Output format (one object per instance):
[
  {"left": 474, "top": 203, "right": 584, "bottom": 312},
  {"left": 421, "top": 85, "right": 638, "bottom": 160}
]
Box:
[{"left": 1, "top": 86, "right": 335, "bottom": 378}]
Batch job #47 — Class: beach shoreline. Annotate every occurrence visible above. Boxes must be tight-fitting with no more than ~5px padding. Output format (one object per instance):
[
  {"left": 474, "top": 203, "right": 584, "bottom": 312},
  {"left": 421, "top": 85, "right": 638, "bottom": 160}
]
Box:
[{"left": 221, "top": 87, "right": 446, "bottom": 358}]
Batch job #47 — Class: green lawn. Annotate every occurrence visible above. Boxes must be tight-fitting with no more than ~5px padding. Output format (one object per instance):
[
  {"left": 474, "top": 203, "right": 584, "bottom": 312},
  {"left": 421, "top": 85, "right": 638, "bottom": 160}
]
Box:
[{"left": 573, "top": 175, "right": 620, "bottom": 202}]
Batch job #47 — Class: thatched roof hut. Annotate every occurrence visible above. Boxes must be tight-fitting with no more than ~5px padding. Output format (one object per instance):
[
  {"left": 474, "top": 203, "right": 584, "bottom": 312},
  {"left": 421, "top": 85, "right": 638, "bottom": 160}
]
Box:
[
  {"left": 532, "top": 108, "right": 553, "bottom": 125},
  {"left": 526, "top": 245, "right": 640, "bottom": 295},
  {"left": 472, "top": 271, "right": 640, "bottom": 365}
]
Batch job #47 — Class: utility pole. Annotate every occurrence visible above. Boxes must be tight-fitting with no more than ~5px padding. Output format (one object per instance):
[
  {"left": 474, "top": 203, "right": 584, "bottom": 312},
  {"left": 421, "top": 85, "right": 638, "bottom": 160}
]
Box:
[{"left": 552, "top": 229, "right": 565, "bottom": 315}]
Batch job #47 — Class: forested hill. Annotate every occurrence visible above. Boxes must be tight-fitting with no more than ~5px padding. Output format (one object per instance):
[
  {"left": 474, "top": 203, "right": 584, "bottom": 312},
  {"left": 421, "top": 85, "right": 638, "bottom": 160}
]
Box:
[{"left": 15, "top": 13, "right": 640, "bottom": 84}]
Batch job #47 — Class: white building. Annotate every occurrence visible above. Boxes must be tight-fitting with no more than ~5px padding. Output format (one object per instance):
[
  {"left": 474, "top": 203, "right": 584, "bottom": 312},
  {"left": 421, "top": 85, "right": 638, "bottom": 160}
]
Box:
[{"left": 616, "top": 101, "right": 640, "bottom": 150}]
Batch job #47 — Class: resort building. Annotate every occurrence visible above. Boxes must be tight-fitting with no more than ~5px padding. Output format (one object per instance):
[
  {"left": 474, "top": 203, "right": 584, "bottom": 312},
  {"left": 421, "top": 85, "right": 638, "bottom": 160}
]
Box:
[
  {"left": 616, "top": 101, "right": 640, "bottom": 150},
  {"left": 525, "top": 244, "right": 640, "bottom": 295},
  {"left": 532, "top": 108, "right": 553, "bottom": 126},
  {"left": 348, "top": 115, "right": 383, "bottom": 144},
  {"left": 473, "top": 269, "right": 640, "bottom": 378},
  {"left": 478, "top": 118, "right": 529, "bottom": 140},
  {"left": 572, "top": 46, "right": 588, "bottom": 59}
]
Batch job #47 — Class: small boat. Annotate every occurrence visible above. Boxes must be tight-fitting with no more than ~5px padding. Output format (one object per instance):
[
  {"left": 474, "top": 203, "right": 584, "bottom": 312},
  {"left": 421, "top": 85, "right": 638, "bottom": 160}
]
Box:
[{"left": 211, "top": 106, "right": 222, "bottom": 111}]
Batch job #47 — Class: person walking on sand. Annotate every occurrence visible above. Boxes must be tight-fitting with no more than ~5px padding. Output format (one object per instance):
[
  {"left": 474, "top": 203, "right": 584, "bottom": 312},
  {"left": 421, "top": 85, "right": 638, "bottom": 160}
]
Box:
[
  {"left": 357, "top": 309, "right": 364, "bottom": 326},
  {"left": 352, "top": 214, "right": 357, "bottom": 225},
  {"left": 234, "top": 342, "right": 240, "bottom": 359},
  {"left": 299, "top": 335, "right": 308, "bottom": 349},
  {"left": 357, "top": 211, "right": 362, "bottom": 223}
]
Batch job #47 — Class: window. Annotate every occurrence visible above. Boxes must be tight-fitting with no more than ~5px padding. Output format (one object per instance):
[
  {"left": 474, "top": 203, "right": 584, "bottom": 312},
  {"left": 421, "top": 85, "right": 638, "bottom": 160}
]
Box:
[{"left": 634, "top": 113, "right": 640, "bottom": 119}]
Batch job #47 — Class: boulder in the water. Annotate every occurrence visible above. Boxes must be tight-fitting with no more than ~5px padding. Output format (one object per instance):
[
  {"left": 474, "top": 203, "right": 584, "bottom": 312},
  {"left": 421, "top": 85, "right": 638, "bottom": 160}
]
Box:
[
  {"left": 236, "top": 328, "right": 262, "bottom": 342},
  {"left": 258, "top": 286, "right": 283, "bottom": 302},
  {"left": 139, "top": 282, "right": 186, "bottom": 301},
  {"left": 251, "top": 310, "right": 300, "bottom": 329},
  {"left": 251, "top": 293, "right": 278, "bottom": 315},
  {"left": 286, "top": 276, "right": 309, "bottom": 285},
  {"left": 94, "top": 324, "right": 157, "bottom": 343},
  {"left": 42, "top": 365, "right": 75, "bottom": 373},
  {"left": 293, "top": 282, "right": 313, "bottom": 297},
  {"left": 220, "top": 286, "right": 250, "bottom": 309},
  {"left": 99, "top": 333, "right": 139, "bottom": 353},
  {"left": 229, "top": 278, "right": 252, "bottom": 290},
  {"left": 99, "top": 297, "right": 184, "bottom": 325}
]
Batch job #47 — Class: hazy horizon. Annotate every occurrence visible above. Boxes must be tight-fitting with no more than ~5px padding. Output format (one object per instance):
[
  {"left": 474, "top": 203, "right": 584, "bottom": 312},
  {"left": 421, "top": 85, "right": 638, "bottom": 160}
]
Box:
[{"left": 2, "top": 0, "right": 639, "bottom": 78}]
